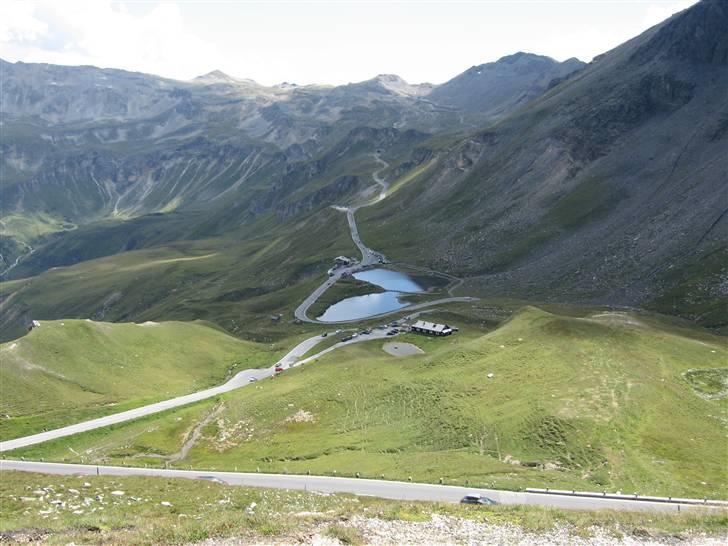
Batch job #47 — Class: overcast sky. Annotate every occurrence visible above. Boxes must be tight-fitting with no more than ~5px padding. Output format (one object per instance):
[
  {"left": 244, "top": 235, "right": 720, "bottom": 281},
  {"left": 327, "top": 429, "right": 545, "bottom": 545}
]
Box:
[{"left": 0, "top": 0, "right": 698, "bottom": 86}]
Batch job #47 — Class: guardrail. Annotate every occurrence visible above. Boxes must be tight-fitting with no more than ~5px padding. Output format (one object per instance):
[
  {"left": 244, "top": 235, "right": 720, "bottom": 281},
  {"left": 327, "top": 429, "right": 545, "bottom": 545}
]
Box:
[{"left": 525, "top": 488, "right": 728, "bottom": 507}]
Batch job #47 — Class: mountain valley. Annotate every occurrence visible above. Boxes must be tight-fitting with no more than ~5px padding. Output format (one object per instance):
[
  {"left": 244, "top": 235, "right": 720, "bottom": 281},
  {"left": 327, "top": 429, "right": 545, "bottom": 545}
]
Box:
[
  {"left": 0, "top": 1, "right": 727, "bottom": 538},
  {"left": 2, "top": 1, "right": 726, "bottom": 337}
]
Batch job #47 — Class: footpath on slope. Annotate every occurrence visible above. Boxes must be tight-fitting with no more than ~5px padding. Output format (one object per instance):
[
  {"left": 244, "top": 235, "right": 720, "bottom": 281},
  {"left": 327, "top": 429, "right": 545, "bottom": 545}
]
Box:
[{"left": 0, "top": 242, "right": 34, "bottom": 277}]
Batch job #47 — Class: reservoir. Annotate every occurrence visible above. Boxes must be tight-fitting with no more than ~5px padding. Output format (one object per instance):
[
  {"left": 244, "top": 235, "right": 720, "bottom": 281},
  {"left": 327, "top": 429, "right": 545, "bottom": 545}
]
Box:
[{"left": 317, "top": 269, "right": 424, "bottom": 322}]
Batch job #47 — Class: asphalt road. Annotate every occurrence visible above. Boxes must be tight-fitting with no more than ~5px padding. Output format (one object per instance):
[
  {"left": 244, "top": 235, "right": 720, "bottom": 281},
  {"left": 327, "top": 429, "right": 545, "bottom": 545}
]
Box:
[
  {"left": 370, "top": 152, "right": 389, "bottom": 201},
  {"left": 0, "top": 331, "right": 390, "bottom": 453},
  {"left": 294, "top": 155, "right": 389, "bottom": 323},
  {"left": 294, "top": 153, "right": 475, "bottom": 323},
  {"left": 2, "top": 460, "right": 723, "bottom": 514}
]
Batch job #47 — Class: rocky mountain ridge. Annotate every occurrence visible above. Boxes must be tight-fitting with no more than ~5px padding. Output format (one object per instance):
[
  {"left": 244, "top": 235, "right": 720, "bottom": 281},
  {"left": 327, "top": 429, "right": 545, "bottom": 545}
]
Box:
[
  {"left": 358, "top": 0, "right": 727, "bottom": 329},
  {"left": 427, "top": 52, "right": 586, "bottom": 117},
  {"left": 1, "top": 48, "right": 579, "bottom": 268}
]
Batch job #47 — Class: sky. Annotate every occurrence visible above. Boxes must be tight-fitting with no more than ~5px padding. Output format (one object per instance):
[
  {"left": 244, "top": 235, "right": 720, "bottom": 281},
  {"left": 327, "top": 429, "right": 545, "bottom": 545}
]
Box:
[{"left": 0, "top": 0, "right": 698, "bottom": 86}]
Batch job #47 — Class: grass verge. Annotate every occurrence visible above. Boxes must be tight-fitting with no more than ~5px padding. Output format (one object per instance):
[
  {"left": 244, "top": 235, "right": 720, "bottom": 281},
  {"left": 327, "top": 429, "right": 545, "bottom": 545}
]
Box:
[{"left": 1, "top": 470, "right": 726, "bottom": 545}]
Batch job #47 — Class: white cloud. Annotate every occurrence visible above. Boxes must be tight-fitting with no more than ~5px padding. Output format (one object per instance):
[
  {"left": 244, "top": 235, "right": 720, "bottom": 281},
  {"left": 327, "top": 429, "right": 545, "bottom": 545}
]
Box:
[
  {"left": 643, "top": 0, "right": 698, "bottom": 27},
  {"left": 0, "top": 0, "right": 704, "bottom": 85},
  {"left": 0, "top": 1, "right": 47, "bottom": 44},
  {"left": 0, "top": 0, "right": 222, "bottom": 79}
]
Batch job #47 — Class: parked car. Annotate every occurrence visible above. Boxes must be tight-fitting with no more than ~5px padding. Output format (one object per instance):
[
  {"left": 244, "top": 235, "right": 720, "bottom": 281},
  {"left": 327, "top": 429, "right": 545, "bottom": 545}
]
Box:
[
  {"left": 321, "top": 332, "right": 328, "bottom": 337},
  {"left": 460, "top": 494, "right": 498, "bottom": 505},
  {"left": 335, "top": 329, "right": 343, "bottom": 334},
  {"left": 351, "top": 333, "right": 359, "bottom": 338},
  {"left": 248, "top": 377, "right": 257, "bottom": 382},
  {"left": 274, "top": 366, "right": 284, "bottom": 373},
  {"left": 341, "top": 335, "right": 353, "bottom": 342},
  {"left": 386, "top": 330, "right": 397, "bottom": 336}
]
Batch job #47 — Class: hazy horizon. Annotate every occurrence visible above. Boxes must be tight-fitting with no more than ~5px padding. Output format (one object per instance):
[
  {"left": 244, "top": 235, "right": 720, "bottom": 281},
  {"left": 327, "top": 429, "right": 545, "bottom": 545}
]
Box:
[{"left": 0, "top": 0, "right": 699, "bottom": 86}]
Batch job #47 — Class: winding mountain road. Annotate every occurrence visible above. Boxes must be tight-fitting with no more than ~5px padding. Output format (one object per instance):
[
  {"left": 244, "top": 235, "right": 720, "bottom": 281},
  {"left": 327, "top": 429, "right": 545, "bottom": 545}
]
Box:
[
  {"left": 1, "top": 151, "right": 469, "bottom": 452},
  {"left": 294, "top": 152, "right": 475, "bottom": 322},
  {"left": 0, "top": 330, "right": 392, "bottom": 453},
  {"left": 369, "top": 152, "right": 389, "bottom": 201},
  {"left": 2, "top": 154, "right": 724, "bottom": 515}
]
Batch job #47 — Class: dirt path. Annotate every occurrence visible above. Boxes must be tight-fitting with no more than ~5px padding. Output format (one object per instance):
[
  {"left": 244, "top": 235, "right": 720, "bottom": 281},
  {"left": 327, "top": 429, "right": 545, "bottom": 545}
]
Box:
[
  {"left": 0, "top": 242, "right": 34, "bottom": 278},
  {"left": 168, "top": 403, "right": 225, "bottom": 464}
]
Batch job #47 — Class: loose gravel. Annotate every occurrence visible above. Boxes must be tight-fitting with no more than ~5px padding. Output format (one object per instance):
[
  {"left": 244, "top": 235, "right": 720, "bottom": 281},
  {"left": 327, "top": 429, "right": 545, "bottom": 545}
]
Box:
[{"left": 199, "top": 514, "right": 726, "bottom": 545}]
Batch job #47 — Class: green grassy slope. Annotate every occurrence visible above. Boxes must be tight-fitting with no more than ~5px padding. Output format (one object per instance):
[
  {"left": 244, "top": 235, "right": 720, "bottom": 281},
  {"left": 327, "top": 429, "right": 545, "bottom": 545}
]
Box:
[
  {"left": 12, "top": 307, "right": 727, "bottom": 499},
  {"left": 0, "top": 207, "right": 355, "bottom": 343},
  {"left": 0, "top": 319, "right": 281, "bottom": 440}
]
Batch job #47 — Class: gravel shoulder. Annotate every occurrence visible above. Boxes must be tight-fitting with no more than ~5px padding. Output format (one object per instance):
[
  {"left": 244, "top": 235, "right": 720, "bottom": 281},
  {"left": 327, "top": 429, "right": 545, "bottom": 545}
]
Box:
[{"left": 200, "top": 513, "right": 728, "bottom": 546}]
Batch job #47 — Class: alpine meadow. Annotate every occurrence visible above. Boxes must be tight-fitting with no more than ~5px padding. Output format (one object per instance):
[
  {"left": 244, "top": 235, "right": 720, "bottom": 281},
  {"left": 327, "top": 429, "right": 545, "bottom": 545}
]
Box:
[{"left": 1, "top": 1, "right": 727, "bottom": 544}]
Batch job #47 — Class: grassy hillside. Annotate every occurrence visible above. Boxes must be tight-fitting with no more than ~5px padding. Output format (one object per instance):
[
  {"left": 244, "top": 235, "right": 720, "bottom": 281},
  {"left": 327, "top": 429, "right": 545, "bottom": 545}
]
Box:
[
  {"left": 0, "top": 207, "right": 358, "bottom": 343},
  {"left": 0, "top": 319, "right": 284, "bottom": 440},
  {"left": 12, "top": 307, "right": 727, "bottom": 499}
]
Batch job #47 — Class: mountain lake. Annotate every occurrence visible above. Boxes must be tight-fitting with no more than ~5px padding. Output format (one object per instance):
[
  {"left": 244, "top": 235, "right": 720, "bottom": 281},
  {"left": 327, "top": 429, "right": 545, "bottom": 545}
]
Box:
[{"left": 316, "top": 269, "right": 424, "bottom": 321}]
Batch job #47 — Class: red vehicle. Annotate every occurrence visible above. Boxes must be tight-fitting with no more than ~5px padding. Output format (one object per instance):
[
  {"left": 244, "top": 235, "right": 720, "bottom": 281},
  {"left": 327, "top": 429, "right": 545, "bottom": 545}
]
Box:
[{"left": 274, "top": 366, "right": 284, "bottom": 373}]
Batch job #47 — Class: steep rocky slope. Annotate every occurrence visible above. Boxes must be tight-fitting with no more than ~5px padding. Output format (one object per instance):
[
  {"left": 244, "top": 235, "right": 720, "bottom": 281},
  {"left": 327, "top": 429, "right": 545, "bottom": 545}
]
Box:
[
  {"left": 1, "top": 40, "right": 576, "bottom": 278},
  {"left": 0, "top": 61, "right": 454, "bottom": 216},
  {"left": 1, "top": 49, "right": 580, "bottom": 246},
  {"left": 361, "top": 0, "right": 728, "bottom": 329},
  {"left": 427, "top": 52, "right": 585, "bottom": 119}
]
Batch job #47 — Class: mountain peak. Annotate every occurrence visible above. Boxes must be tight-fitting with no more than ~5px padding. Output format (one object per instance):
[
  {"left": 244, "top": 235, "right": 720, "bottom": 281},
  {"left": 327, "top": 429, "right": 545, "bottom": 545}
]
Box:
[
  {"left": 362, "top": 73, "right": 432, "bottom": 96},
  {"left": 374, "top": 74, "right": 406, "bottom": 83},
  {"left": 428, "top": 51, "right": 585, "bottom": 115},
  {"left": 496, "top": 51, "right": 555, "bottom": 65},
  {"left": 194, "top": 70, "right": 243, "bottom": 84}
]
